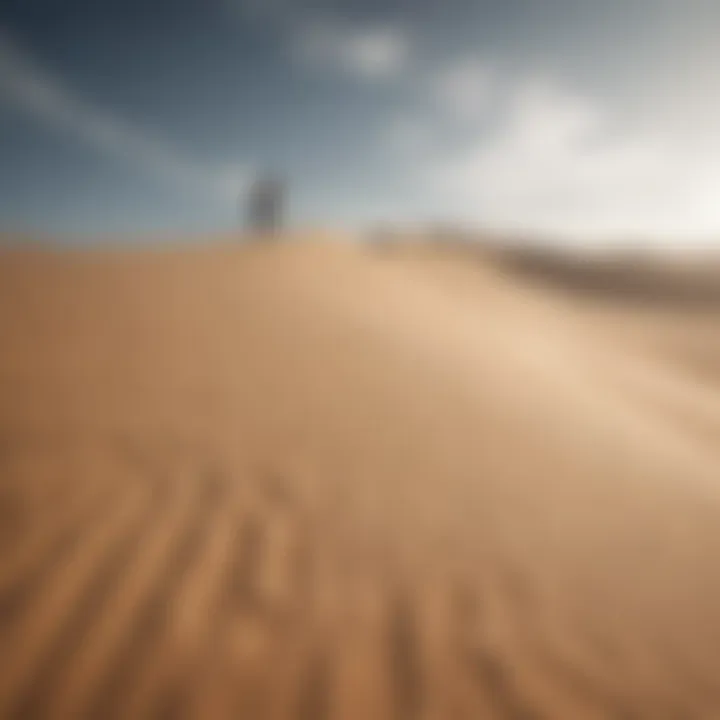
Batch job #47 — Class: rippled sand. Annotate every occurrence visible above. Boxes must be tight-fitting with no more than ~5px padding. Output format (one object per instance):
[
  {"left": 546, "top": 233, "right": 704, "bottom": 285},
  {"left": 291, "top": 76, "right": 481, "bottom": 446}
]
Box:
[{"left": 2, "top": 237, "right": 720, "bottom": 718}]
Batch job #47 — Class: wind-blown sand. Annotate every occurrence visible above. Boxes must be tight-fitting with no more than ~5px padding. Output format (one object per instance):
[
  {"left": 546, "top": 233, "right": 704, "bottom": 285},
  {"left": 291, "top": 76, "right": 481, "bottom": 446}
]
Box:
[{"left": 2, "top": 237, "right": 720, "bottom": 718}]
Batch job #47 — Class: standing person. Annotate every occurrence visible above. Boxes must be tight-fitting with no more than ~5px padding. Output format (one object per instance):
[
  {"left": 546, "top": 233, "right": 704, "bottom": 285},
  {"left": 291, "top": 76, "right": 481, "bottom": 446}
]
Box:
[{"left": 245, "top": 174, "right": 285, "bottom": 235}]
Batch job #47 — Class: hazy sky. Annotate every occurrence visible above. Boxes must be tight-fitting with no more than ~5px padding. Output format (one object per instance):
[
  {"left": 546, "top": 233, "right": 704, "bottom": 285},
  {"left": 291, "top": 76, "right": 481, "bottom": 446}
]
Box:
[{"left": 1, "top": 0, "right": 720, "bottom": 242}]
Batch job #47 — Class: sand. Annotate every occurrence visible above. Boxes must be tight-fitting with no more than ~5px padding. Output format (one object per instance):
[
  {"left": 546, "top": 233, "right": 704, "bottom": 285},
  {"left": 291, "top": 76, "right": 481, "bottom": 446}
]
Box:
[{"left": 1, "top": 236, "right": 720, "bottom": 718}]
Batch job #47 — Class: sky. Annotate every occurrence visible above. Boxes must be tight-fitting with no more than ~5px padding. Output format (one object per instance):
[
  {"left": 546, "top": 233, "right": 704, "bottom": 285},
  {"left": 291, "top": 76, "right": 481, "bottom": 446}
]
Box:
[{"left": 1, "top": 0, "right": 720, "bottom": 243}]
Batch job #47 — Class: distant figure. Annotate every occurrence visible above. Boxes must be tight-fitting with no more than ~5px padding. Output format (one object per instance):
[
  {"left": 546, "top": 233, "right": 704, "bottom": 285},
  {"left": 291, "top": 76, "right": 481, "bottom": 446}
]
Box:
[{"left": 245, "top": 175, "right": 285, "bottom": 236}]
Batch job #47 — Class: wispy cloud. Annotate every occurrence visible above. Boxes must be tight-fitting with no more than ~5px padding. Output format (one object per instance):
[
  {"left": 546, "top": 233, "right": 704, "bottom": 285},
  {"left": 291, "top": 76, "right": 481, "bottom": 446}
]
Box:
[
  {"left": 382, "top": 55, "right": 496, "bottom": 162},
  {"left": 294, "top": 20, "right": 411, "bottom": 81},
  {"left": 0, "top": 29, "right": 250, "bottom": 202},
  {"left": 417, "top": 75, "right": 720, "bottom": 242},
  {"left": 227, "top": 0, "right": 412, "bottom": 82}
]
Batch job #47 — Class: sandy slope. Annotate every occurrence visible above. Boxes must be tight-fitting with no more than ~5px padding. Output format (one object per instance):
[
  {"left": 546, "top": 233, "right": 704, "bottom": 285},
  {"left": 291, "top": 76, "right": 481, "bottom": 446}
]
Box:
[{"left": 1, "top": 238, "right": 720, "bottom": 718}]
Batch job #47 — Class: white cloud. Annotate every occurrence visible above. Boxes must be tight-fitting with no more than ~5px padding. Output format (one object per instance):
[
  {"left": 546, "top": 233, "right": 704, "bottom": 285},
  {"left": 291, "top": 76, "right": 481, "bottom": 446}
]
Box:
[
  {"left": 384, "top": 57, "right": 495, "bottom": 161},
  {"left": 429, "top": 56, "right": 494, "bottom": 121},
  {"left": 295, "top": 20, "right": 410, "bottom": 81},
  {"left": 0, "top": 29, "right": 251, "bottom": 202},
  {"left": 226, "top": 2, "right": 413, "bottom": 83},
  {"left": 425, "top": 77, "right": 720, "bottom": 242}
]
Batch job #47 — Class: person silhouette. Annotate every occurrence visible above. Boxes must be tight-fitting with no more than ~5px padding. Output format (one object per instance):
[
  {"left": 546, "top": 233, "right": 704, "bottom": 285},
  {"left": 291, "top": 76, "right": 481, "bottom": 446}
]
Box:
[{"left": 244, "top": 174, "right": 284, "bottom": 235}]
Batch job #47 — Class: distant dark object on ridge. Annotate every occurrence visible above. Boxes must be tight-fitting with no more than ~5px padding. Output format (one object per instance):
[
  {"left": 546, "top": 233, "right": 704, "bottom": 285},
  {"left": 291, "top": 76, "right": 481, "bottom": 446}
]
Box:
[{"left": 244, "top": 175, "right": 285, "bottom": 235}]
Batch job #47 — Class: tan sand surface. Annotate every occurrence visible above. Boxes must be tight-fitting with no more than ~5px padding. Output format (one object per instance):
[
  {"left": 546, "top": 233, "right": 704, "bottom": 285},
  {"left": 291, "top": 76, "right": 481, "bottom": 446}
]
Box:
[{"left": 2, "top": 237, "right": 720, "bottom": 718}]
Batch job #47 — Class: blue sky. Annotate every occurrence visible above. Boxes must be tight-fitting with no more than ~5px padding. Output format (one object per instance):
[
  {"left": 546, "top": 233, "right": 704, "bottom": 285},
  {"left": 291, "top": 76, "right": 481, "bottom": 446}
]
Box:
[{"left": 2, "top": 0, "right": 720, "bottom": 242}]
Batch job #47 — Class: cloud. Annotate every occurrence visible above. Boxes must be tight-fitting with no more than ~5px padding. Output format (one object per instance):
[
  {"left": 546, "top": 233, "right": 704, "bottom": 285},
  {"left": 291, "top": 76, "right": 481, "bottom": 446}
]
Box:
[
  {"left": 429, "top": 56, "right": 494, "bottom": 121},
  {"left": 226, "top": 1, "right": 413, "bottom": 83},
  {"left": 424, "top": 77, "right": 720, "bottom": 242},
  {"left": 0, "top": 29, "right": 251, "bottom": 202},
  {"left": 295, "top": 20, "right": 411, "bottom": 81},
  {"left": 383, "top": 56, "right": 496, "bottom": 161}
]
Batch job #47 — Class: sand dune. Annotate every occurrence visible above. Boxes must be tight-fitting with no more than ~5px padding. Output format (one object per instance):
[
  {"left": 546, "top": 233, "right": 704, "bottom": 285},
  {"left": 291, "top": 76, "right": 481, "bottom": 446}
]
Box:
[{"left": 2, "top": 237, "right": 720, "bottom": 718}]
